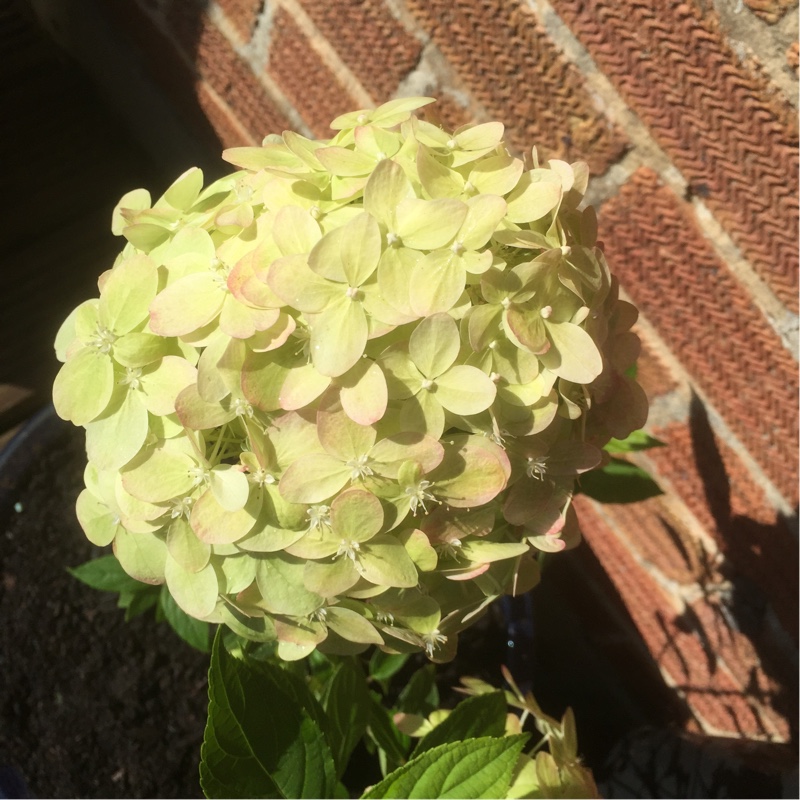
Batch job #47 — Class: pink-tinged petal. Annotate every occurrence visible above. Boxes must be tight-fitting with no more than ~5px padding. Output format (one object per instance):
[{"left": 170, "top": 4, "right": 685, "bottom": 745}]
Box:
[
  {"left": 279, "top": 453, "right": 350, "bottom": 504},
  {"left": 502, "top": 477, "right": 562, "bottom": 528},
  {"left": 149, "top": 272, "right": 224, "bottom": 337},
  {"left": 139, "top": 355, "right": 198, "bottom": 415},
  {"left": 228, "top": 253, "right": 284, "bottom": 309},
  {"left": 268, "top": 254, "right": 341, "bottom": 313},
  {"left": 309, "top": 298, "right": 368, "bottom": 378},
  {"left": 429, "top": 434, "right": 509, "bottom": 508},
  {"left": 218, "top": 297, "right": 256, "bottom": 341},
  {"left": 331, "top": 488, "right": 384, "bottom": 542},
  {"left": 175, "top": 384, "right": 237, "bottom": 430},
  {"left": 190, "top": 488, "right": 260, "bottom": 544},
  {"left": 249, "top": 312, "right": 296, "bottom": 352},
  {"left": 279, "top": 363, "right": 331, "bottom": 410},
  {"left": 338, "top": 359, "right": 388, "bottom": 425},
  {"left": 442, "top": 563, "right": 491, "bottom": 581},
  {"left": 370, "top": 432, "right": 445, "bottom": 478},
  {"left": 112, "top": 528, "right": 167, "bottom": 585},
  {"left": 505, "top": 307, "right": 550, "bottom": 355},
  {"left": 420, "top": 506, "right": 496, "bottom": 545},
  {"left": 317, "top": 399, "right": 377, "bottom": 460}
]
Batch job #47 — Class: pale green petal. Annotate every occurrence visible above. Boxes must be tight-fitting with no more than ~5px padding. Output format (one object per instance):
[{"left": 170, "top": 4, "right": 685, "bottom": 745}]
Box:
[
  {"left": 330, "top": 488, "right": 384, "bottom": 542},
  {"left": 112, "top": 187, "right": 151, "bottom": 236},
  {"left": 363, "top": 158, "right": 413, "bottom": 226},
  {"left": 505, "top": 307, "right": 550, "bottom": 354},
  {"left": 310, "top": 298, "right": 368, "bottom": 377},
  {"left": 256, "top": 554, "right": 323, "bottom": 616},
  {"left": 369, "top": 432, "right": 444, "bottom": 478},
  {"left": 398, "top": 529, "right": 438, "bottom": 572},
  {"left": 175, "top": 384, "right": 237, "bottom": 430},
  {"left": 399, "top": 389, "right": 445, "bottom": 439},
  {"left": 237, "top": 521, "right": 306, "bottom": 554},
  {"left": 85, "top": 384, "right": 149, "bottom": 471},
  {"left": 338, "top": 359, "right": 387, "bottom": 425},
  {"left": 416, "top": 146, "right": 464, "bottom": 198},
  {"left": 241, "top": 350, "right": 292, "bottom": 413},
  {"left": 149, "top": 272, "right": 224, "bottom": 336},
  {"left": 356, "top": 536, "right": 418, "bottom": 588},
  {"left": 409, "top": 250, "right": 466, "bottom": 316},
  {"left": 409, "top": 312, "right": 460, "bottom": 379},
  {"left": 316, "top": 146, "right": 375, "bottom": 176},
  {"left": 303, "top": 558, "right": 360, "bottom": 597},
  {"left": 468, "top": 154, "right": 523, "bottom": 196},
  {"left": 376, "top": 247, "right": 419, "bottom": 319},
  {"left": 75, "top": 489, "right": 121, "bottom": 546},
  {"left": 505, "top": 169, "right": 562, "bottom": 223},
  {"left": 272, "top": 205, "right": 322, "bottom": 255},
  {"left": 326, "top": 606, "right": 383, "bottom": 644},
  {"left": 208, "top": 465, "right": 250, "bottom": 512},
  {"left": 121, "top": 446, "right": 197, "bottom": 504},
  {"left": 217, "top": 553, "right": 258, "bottom": 594},
  {"left": 196, "top": 331, "right": 232, "bottom": 403},
  {"left": 455, "top": 121, "right": 504, "bottom": 150},
  {"left": 122, "top": 223, "right": 170, "bottom": 252},
  {"left": 279, "top": 453, "right": 350, "bottom": 504},
  {"left": 434, "top": 365, "right": 496, "bottom": 415},
  {"left": 113, "top": 332, "right": 170, "bottom": 368},
  {"left": 317, "top": 403, "right": 377, "bottom": 460},
  {"left": 380, "top": 347, "right": 423, "bottom": 399},
  {"left": 466, "top": 303, "right": 503, "bottom": 352},
  {"left": 139, "top": 356, "right": 198, "bottom": 415},
  {"left": 113, "top": 528, "right": 167, "bottom": 584},
  {"left": 268, "top": 254, "right": 341, "bottom": 313},
  {"left": 459, "top": 540, "right": 529, "bottom": 564},
  {"left": 53, "top": 348, "right": 114, "bottom": 425},
  {"left": 167, "top": 516, "right": 211, "bottom": 573},
  {"left": 165, "top": 555, "right": 219, "bottom": 618},
  {"left": 279, "top": 363, "right": 331, "bottom": 410},
  {"left": 541, "top": 321, "right": 602, "bottom": 384},
  {"left": 162, "top": 166, "right": 203, "bottom": 211},
  {"left": 190, "top": 487, "right": 260, "bottom": 544},
  {"left": 339, "top": 212, "right": 381, "bottom": 287},
  {"left": 458, "top": 195, "right": 507, "bottom": 250},
  {"left": 395, "top": 197, "right": 467, "bottom": 250}
]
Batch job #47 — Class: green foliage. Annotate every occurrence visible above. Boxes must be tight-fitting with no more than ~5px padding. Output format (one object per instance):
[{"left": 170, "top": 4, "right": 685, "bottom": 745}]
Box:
[
  {"left": 579, "top": 457, "right": 663, "bottom": 504},
  {"left": 54, "top": 96, "right": 656, "bottom": 662},
  {"left": 199, "top": 633, "right": 597, "bottom": 798}
]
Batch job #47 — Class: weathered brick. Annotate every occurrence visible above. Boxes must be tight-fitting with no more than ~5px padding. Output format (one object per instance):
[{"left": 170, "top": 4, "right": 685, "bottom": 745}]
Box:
[
  {"left": 217, "top": 0, "right": 263, "bottom": 42},
  {"left": 576, "top": 498, "right": 791, "bottom": 738},
  {"left": 552, "top": 0, "right": 799, "bottom": 311},
  {"left": 295, "top": 0, "right": 422, "bottom": 101},
  {"left": 741, "top": 0, "right": 797, "bottom": 23},
  {"left": 599, "top": 168, "right": 799, "bottom": 506},
  {"left": 267, "top": 8, "right": 359, "bottom": 137},
  {"left": 645, "top": 418, "right": 799, "bottom": 640},
  {"left": 403, "top": 0, "right": 629, "bottom": 174}
]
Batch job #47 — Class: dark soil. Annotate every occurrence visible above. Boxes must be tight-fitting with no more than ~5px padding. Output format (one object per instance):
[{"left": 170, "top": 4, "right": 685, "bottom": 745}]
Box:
[{"left": 0, "top": 412, "right": 209, "bottom": 798}]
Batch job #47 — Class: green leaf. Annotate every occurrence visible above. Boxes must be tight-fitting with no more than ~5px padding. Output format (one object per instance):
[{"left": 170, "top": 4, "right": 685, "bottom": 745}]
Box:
[
  {"left": 159, "top": 586, "right": 211, "bottom": 652},
  {"left": 605, "top": 430, "right": 666, "bottom": 453},
  {"left": 397, "top": 664, "right": 439, "bottom": 716},
  {"left": 411, "top": 692, "right": 508, "bottom": 758},
  {"left": 368, "top": 650, "right": 410, "bottom": 683},
  {"left": 579, "top": 457, "right": 663, "bottom": 503},
  {"left": 200, "top": 630, "right": 338, "bottom": 799},
  {"left": 68, "top": 554, "right": 144, "bottom": 594},
  {"left": 361, "top": 735, "right": 527, "bottom": 799},
  {"left": 322, "top": 658, "right": 371, "bottom": 778}
]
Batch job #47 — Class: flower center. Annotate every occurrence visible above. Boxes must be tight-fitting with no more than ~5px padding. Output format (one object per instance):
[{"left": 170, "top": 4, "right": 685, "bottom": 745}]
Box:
[{"left": 346, "top": 454, "right": 374, "bottom": 481}]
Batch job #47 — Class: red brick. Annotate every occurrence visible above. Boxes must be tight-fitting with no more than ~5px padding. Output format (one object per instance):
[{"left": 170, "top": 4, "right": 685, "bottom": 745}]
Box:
[
  {"left": 403, "top": 0, "right": 628, "bottom": 174},
  {"left": 646, "top": 419, "right": 799, "bottom": 640},
  {"left": 295, "top": 0, "right": 422, "bottom": 101},
  {"left": 575, "top": 498, "right": 791, "bottom": 738},
  {"left": 267, "top": 9, "right": 359, "bottom": 138},
  {"left": 195, "top": 81, "right": 257, "bottom": 147},
  {"left": 217, "top": 0, "right": 263, "bottom": 42},
  {"left": 599, "top": 169, "right": 799, "bottom": 505},
  {"left": 552, "top": 0, "right": 799, "bottom": 311}
]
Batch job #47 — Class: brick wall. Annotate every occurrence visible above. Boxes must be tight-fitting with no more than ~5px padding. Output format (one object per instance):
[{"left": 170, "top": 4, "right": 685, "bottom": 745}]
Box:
[{"left": 62, "top": 0, "right": 800, "bottom": 743}]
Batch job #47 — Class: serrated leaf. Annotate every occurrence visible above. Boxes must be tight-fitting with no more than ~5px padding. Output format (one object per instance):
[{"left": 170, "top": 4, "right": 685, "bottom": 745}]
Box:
[
  {"left": 323, "top": 658, "right": 372, "bottom": 777},
  {"left": 412, "top": 692, "right": 508, "bottom": 758},
  {"left": 578, "top": 458, "right": 663, "bottom": 504},
  {"left": 200, "top": 630, "right": 337, "bottom": 799},
  {"left": 362, "top": 735, "right": 527, "bottom": 799}
]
